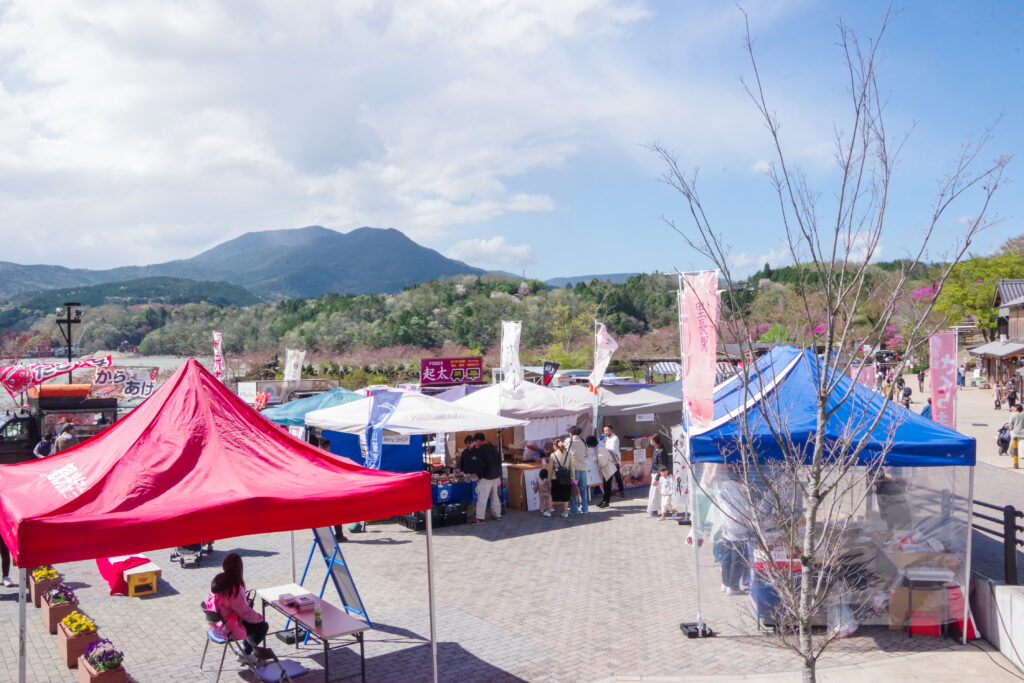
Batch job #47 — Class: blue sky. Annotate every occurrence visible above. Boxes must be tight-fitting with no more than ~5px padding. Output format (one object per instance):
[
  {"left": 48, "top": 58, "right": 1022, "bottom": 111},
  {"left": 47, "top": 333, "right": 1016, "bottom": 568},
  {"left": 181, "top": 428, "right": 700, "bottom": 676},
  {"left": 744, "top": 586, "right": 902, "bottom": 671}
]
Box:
[{"left": 0, "top": 1, "right": 1020, "bottom": 281}]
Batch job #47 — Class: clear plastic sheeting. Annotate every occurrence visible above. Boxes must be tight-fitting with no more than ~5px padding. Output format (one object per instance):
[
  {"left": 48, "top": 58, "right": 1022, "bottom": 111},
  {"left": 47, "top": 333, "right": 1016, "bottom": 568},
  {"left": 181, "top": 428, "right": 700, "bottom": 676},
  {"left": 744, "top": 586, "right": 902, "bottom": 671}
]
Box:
[{"left": 687, "top": 458, "right": 971, "bottom": 633}]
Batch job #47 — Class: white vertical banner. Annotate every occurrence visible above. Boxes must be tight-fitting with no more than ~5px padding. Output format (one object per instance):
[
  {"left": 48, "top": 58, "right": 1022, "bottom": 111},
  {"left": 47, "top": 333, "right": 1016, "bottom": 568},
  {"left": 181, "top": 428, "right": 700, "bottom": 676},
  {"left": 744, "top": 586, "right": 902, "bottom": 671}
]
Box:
[
  {"left": 500, "top": 320, "right": 524, "bottom": 399},
  {"left": 283, "top": 348, "right": 306, "bottom": 397},
  {"left": 212, "top": 331, "right": 224, "bottom": 382},
  {"left": 588, "top": 323, "right": 619, "bottom": 393}
]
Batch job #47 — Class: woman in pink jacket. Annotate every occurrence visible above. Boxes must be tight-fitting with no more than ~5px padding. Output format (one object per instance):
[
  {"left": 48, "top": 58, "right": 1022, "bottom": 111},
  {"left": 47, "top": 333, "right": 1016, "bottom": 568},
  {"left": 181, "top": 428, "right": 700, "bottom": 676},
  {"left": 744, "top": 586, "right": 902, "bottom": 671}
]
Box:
[{"left": 205, "top": 552, "right": 271, "bottom": 664}]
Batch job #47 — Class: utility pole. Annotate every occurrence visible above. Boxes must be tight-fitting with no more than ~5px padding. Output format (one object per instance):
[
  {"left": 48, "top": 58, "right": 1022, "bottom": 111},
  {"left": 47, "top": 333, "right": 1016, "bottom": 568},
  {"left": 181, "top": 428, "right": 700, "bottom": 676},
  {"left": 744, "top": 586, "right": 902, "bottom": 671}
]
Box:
[{"left": 55, "top": 303, "right": 83, "bottom": 384}]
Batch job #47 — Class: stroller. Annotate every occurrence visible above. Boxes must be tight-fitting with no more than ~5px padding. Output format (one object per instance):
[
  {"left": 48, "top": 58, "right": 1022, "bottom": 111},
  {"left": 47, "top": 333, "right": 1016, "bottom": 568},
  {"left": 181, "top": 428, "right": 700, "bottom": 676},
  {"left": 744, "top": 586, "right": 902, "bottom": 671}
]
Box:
[
  {"left": 170, "top": 542, "right": 214, "bottom": 568},
  {"left": 997, "top": 424, "right": 1012, "bottom": 456}
]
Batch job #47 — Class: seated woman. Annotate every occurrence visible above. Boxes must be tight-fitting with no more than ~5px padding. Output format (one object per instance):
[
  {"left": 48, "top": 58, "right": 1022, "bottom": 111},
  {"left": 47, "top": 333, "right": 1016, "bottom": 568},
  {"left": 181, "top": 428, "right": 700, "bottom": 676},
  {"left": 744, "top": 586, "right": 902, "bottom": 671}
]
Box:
[{"left": 206, "top": 552, "right": 272, "bottom": 664}]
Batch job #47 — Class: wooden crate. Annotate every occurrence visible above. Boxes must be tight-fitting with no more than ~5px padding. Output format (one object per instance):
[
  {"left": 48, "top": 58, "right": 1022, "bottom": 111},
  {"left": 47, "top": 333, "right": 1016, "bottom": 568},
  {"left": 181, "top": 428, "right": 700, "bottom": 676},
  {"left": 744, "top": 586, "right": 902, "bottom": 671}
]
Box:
[{"left": 124, "top": 562, "right": 161, "bottom": 597}]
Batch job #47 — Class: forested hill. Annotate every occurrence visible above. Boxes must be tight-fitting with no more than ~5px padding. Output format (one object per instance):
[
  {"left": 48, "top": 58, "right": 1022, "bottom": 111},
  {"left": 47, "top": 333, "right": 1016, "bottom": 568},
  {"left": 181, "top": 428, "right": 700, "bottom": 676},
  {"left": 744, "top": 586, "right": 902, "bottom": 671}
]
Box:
[
  {"left": 0, "top": 226, "right": 484, "bottom": 300},
  {"left": 0, "top": 277, "right": 261, "bottom": 330}
]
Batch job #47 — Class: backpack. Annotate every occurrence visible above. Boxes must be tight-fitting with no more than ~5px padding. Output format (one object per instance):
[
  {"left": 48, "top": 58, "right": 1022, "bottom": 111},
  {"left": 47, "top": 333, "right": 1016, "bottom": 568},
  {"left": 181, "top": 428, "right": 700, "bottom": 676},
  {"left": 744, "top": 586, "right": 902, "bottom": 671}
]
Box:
[{"left": 553, "top": 452, "right": 573, "bottom": 486}]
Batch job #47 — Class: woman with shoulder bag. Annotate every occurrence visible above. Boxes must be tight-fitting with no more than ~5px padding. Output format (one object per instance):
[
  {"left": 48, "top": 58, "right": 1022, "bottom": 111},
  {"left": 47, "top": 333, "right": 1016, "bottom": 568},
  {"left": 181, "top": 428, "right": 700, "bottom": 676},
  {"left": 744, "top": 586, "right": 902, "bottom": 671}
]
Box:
[{"left": 548, "top": 438, "right": 573, "bottom": 518}]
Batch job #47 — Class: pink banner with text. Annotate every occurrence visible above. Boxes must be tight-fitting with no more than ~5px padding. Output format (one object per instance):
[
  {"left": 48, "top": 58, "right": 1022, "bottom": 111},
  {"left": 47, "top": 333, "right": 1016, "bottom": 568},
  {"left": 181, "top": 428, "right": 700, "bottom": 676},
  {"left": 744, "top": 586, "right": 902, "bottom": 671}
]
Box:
[
  {"left": 929, "top": 332, "right": 957, "bottom": 429},
  {"left": 680, "top": 271, "right": 719, "bottom": 428}
]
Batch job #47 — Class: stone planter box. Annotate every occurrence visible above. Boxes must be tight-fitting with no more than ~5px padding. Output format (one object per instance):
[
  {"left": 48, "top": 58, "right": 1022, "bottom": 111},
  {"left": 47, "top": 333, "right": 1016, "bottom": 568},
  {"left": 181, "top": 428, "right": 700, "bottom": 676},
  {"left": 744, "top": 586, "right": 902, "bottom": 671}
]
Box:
[
  {"left": 58, "top": 622, "right": 99, "bottom": 668},
  {"left": 41, "top": 595, "right": 78, "bottom": 634},
  {"left": 77, "top": 656, "right": 126, "bottom": 683},
  {"left": 30, "top": 575, "right": 60, "bottom": 608}
]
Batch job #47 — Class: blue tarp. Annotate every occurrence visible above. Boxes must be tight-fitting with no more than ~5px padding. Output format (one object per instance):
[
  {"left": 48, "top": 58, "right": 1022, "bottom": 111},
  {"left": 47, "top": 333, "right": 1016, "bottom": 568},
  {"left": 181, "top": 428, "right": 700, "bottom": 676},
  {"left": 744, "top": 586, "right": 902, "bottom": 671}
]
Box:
[
  {"left": 322, "top": 430, "right": 425, "bottom": 473},
  {"left": 260, "top": 387, "right": 362, "bottom": 427},
  {"left": 689, "top": 346, "right": 975, "bottom": 467}
]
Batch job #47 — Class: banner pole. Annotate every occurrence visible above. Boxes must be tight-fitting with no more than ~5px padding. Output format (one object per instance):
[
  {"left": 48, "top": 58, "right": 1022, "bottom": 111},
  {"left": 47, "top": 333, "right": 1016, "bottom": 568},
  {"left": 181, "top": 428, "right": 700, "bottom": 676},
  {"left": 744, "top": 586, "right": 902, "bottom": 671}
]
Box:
[
  {"left": 963, "top": 467, "right": 975, "bottom": 644},
  {"left": 425, "top": 508, "right": 438, "bottom": 682}
]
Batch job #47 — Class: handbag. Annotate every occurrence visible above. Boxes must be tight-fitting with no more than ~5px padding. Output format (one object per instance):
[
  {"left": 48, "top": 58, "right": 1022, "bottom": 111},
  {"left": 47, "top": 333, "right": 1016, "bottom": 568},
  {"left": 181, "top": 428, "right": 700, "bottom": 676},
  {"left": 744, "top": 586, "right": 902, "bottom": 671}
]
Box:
[{"left": 554, "top": 452, "right": 572, "bottom": 486}]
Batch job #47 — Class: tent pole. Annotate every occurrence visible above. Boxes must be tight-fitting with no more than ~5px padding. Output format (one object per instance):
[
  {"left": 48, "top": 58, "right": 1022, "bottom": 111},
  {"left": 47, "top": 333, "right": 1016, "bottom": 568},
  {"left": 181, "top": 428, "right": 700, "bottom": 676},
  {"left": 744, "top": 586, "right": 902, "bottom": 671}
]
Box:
[
  {"left": 425, "top": 507, "right": 438, "bottom": 683},
  {"left": 290, "top": 530, "right": 296, "bottom": 583},
  {"left": 963, "top": 467, "right": 975, "bottom": 645},
  {"left": 18, "top": 567, "right": 27, "bottom": 683}
]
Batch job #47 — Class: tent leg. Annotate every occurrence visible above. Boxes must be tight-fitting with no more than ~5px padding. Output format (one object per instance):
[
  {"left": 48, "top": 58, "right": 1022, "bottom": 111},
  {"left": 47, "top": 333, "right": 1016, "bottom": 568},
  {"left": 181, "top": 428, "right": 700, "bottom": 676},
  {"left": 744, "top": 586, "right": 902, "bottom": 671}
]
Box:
[
  {"left": 18, "top": 567, "right": 27, "bottom": 683},
  {"left": 290, "top": 530, "right": 296, "bottom": 584},
  {"left": 425, "top": 508, "right": 438, "bottom": 683},
  {"left": 963, "top": 468, "right": 975, "bottom": 645}
]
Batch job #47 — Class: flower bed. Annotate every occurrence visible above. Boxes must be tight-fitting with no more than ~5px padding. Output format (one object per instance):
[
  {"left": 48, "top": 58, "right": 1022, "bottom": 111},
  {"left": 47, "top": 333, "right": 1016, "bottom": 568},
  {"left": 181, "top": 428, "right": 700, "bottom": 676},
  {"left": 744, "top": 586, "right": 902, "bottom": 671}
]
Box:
[
  {"left": 41, "top": 584, "right": 78, "bottom": 634},
  {"left": 78, "top": 639, "right": 125, "bottom": 683},
  {"left": 29, "top": 566, "right": 60, "bottom": 608},
  {"left": 58, "top": 611, "right": 99, "bottom": 668}
]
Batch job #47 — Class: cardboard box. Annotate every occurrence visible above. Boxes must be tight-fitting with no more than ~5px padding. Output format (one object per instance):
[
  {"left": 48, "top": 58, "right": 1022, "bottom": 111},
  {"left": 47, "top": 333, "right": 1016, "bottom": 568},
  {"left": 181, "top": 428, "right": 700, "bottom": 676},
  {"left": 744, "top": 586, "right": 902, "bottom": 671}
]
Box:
[
  {"left": 889, "top": 585, "right": 946, "bottom": 630},
  {"left": 890, "top": 550, "right": 959, "bottom": 573}
]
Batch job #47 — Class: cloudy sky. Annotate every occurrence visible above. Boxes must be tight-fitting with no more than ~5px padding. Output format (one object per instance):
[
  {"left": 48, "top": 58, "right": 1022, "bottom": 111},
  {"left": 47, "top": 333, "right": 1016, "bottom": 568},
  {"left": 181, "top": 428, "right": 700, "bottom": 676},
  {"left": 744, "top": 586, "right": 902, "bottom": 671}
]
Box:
[{"left": 1, "top": 1, "right": 1021, "bottom": 280}]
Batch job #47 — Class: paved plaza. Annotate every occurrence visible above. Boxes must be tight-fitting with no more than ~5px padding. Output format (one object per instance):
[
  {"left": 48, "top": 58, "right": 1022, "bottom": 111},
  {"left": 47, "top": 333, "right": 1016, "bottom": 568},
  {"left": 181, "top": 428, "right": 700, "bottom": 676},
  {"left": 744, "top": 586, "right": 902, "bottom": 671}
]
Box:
[{"left": 1, "top": 382, "right": 1022, "bottom": 682}]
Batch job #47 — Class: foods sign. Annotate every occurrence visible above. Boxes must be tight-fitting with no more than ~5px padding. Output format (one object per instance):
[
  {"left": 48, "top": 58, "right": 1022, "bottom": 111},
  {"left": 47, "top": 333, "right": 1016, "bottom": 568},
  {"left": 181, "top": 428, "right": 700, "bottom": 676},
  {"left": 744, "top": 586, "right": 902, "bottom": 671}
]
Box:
[{"left": 419, "top": 357, "right": 484, "bottom": 386}]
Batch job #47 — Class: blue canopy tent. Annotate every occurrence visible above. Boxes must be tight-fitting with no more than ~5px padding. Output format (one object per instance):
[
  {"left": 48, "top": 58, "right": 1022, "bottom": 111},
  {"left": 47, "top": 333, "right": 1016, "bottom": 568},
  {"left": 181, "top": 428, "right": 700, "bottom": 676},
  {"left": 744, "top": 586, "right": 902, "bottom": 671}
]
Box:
[
  {"left": 261, "top": 387, "right": 362, "bottom": 427},
  {"left": 688, "top": 345, "right": 975, "bottom": 466},
  {"left": 677, "top": 345, "right": 976, "bottom": 639}
]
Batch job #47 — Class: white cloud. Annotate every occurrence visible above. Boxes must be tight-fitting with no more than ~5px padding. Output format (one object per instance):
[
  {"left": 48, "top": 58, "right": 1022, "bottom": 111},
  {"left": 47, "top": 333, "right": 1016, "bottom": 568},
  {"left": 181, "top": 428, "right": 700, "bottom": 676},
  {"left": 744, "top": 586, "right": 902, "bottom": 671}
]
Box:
[
  {"left": 0, "top": 0, "right": 848, "bottom": 270},
  {"left": 447, "top": 236, "right": 534, "bottom": 270}
]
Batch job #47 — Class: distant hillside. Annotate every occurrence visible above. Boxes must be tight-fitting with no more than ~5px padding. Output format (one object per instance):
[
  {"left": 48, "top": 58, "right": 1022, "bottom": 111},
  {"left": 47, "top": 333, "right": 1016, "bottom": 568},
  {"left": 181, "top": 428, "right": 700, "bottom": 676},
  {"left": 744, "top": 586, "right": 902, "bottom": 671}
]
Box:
[
  {"left": 546, "top": 272, "right": 642, "bottom": 288},
  {"left": 0, "top": 277, "right": 261, "bottom": 329},
  {"left": 0, "top": 226, "right": 485, "bottom": 300}
]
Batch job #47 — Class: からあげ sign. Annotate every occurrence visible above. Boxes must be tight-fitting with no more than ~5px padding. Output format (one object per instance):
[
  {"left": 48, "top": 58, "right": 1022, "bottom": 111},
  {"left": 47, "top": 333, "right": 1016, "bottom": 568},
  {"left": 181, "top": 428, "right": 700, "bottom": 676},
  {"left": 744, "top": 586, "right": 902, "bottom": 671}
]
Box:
[
  {"left": 419, "top": 357, "right": 484, "bottom": 386},
  {"left": 88, "top": 366, "right": 160, "bottom": 399}
]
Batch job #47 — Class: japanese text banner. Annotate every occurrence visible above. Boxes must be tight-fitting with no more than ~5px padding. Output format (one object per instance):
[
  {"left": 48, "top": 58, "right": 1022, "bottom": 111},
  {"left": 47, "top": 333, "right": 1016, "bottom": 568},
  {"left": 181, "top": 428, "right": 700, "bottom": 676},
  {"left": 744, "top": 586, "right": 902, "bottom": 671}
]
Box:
[
  {"left": 681, "top": 271, "right": 719, "bottom": 428},
  {"left": 88, "top": 366, "right": 160, "bottom": 399},
  {"left": 0, "top": 356, "right": 112, "bottom": 397},
  {"left": 929, "top": 332, "right": 957, "bottom": 429}
]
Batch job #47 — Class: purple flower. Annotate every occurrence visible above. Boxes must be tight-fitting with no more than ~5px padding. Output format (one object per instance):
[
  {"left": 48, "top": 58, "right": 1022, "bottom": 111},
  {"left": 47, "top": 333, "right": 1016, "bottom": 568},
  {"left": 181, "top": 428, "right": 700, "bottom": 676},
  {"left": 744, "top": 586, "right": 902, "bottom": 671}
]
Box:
[{"left": 84, "top": 639, "right": 123, "bottom": 672}]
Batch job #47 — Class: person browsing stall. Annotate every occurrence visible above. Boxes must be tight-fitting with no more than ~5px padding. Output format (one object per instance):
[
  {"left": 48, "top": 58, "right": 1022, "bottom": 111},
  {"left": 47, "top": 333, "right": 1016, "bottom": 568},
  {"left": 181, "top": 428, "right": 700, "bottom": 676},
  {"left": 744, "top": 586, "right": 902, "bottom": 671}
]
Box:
[
  {"left": 601, "top": 425, "right": 625, "bottom": 498},
  {"left": 471, "top": 433, "right": 502, "bottom": 524},
  {"left": 33, "top": 433, "right": 54, "bottom": 458},
  {"left": 566, "top": 426, "right": 589, "bottom": 514}
]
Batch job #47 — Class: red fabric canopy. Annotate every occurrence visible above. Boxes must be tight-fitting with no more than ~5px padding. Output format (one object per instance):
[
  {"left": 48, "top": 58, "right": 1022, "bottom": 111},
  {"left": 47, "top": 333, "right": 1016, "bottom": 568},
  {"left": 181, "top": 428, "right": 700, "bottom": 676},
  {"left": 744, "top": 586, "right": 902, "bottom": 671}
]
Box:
[{"left": 0, "top": 359, "right": 430, "bottom": 567}]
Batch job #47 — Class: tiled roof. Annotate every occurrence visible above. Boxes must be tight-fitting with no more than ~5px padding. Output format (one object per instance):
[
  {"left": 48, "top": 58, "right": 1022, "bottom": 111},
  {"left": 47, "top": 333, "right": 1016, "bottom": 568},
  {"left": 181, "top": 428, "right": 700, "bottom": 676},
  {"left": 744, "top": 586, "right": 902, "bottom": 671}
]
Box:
[{"left": 994, "top": 279, "right": 1024, "bottom": 307}]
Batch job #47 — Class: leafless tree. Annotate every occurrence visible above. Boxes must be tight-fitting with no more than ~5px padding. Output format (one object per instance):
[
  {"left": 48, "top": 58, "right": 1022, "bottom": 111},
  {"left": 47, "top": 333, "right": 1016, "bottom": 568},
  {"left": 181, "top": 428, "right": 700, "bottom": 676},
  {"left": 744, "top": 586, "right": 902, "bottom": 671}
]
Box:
[{"left": 652, "top": 8, "right": 1011, "bottom": 682}]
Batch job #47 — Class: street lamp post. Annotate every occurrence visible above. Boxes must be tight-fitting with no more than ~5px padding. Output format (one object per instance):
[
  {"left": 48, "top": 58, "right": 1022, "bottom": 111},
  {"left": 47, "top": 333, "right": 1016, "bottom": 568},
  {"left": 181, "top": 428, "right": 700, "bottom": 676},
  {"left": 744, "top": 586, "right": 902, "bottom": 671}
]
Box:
[{"left": 55, "top": 302, "right": 83, "bottom": 384}]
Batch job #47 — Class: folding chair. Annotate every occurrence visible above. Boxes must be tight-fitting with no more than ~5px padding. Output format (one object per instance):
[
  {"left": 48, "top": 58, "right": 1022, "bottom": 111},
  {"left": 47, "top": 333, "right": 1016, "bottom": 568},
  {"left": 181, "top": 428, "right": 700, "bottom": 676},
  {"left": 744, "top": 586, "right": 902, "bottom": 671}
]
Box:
[{"left": 200, "top": 602, "right": 293, "bottom": 682}]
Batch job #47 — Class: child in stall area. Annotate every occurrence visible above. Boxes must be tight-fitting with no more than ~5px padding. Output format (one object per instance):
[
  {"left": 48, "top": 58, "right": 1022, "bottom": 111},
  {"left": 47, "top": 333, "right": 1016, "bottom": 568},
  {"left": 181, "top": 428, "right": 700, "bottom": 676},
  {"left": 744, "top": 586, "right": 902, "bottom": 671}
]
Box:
[
  {"left": 657, "top": 466, "right": 675, "bottom": 521},
  {"left": 533, "top": 469, "right": 554, "bottom": 517}
]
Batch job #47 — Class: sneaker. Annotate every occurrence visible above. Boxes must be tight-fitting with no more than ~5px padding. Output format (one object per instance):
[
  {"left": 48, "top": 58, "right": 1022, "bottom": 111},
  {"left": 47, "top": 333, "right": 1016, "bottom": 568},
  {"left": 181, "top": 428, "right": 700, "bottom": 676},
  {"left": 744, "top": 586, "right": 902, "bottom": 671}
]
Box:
[
  {"left": 724, "top": 587, "right": 745, "bottom": 596},
  {"left": 542, "top": 511, "right": 552, "bottom": 517},
  {"left": 561, "top": 511, "right": 569, "bottom": 518},
  {"left": 237, "top": 651, "right": 258, "bottom": 667},
  {"left": 658, "top": 515, "right": 665, "bottom": 521},
  {"left": 720, "top": 584, "right": 729, "bottom": 593},
  {"left": 470, "top": 519, "right": 486, "bottom": 525},
  {"left": 1, "top": 576, "right": 13, "bottom": 588}
]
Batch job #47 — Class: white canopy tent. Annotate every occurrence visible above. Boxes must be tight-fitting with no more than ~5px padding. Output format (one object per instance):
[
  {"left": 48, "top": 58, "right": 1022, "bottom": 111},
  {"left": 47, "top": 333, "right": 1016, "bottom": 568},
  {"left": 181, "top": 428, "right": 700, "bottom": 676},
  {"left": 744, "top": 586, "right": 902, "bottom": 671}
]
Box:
[
  {"left": 558, "top": 383, "right": 681, "bottom": 418},
  {"left": 305, "top": 391, "right": 527, "bottom": 435},
  {"left": 452, "top": 381, "right": 593, "bottom": 439}
]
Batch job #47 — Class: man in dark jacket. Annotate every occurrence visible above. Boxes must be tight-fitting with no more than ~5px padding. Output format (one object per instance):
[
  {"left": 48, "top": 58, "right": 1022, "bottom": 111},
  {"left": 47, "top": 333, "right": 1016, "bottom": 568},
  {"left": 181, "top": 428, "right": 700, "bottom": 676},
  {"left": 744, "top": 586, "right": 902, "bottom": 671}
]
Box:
[
  {"left": 459, "top": 435, "right": 482, "bottom": 476},
  {"left": 471, "top": 432, "right": 502, "bottom": 524}
]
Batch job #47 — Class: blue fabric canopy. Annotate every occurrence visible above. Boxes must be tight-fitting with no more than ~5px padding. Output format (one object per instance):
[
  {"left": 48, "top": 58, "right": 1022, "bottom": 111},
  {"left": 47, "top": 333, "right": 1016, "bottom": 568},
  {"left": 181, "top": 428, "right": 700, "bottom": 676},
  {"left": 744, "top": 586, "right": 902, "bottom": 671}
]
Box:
[
  {"left": 689, "top": 345, "right": 975, "bottom": 467},
  {"left": 260, "top": 387, "right": 362, "bottom": 427}
]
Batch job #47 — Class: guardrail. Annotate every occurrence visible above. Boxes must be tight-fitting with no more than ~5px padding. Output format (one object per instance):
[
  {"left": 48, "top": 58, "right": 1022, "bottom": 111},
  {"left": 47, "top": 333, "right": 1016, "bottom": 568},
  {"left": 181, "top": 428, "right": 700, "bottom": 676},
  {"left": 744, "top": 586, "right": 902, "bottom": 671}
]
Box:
[{"left": 972, "top": 499, "right": 1024, "bottom": 585}]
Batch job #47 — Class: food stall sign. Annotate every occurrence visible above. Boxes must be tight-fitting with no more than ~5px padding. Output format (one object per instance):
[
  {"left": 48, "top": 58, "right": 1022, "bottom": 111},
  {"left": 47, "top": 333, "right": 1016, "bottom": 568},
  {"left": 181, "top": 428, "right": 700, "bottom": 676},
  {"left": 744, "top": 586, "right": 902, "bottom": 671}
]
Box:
[
  {"left": 420, "top": 357, "right": 484, "bottom": 386},
  {"left": 636, "top": 413, "right": 655, "bottom": 422}
]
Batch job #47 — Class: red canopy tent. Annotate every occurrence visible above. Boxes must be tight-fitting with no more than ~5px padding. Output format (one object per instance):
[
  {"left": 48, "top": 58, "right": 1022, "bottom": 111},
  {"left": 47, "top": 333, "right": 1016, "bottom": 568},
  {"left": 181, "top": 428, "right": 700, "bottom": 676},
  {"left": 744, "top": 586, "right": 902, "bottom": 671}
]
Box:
[
  {"left": 0, "top": 359, "right": 438, "bottom": 683},
  {"left": 0, "top": 359, "right": 430, "bottom": 566}
]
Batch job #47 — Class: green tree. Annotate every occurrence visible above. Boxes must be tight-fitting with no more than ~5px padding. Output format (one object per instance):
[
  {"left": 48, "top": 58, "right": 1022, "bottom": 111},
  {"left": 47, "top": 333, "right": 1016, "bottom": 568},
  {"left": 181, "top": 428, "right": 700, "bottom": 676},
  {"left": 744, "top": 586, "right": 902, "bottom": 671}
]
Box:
[{"left": 934, "top": 252, "right": 1024, "bottom": 340}]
